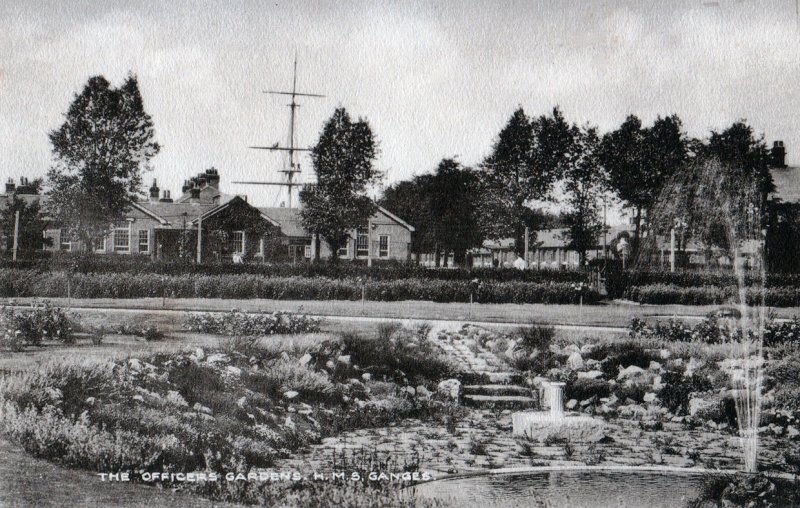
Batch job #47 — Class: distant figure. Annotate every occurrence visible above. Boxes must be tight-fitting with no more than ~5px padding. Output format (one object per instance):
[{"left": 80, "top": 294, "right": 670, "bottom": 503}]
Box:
[{"left": 513, "top": 255, "right": 527, "bottom": 270}]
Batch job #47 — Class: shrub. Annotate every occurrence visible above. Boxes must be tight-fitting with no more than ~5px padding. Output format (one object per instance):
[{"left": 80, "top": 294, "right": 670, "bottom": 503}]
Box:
[
  {"left": 0, "top": 302, "right": 75, "bottom": 346},
  {"left": 598, "top": 342, "right": 654, "bottom": 378},
  {"left": 185, "top": 310, "right": 321, "bottom": 336},
  {"left": 566, "top": 378, "right": 611, "bottom": 401},
  {"left": 658, "top": 370, "right": 713, "bottom": 415}
]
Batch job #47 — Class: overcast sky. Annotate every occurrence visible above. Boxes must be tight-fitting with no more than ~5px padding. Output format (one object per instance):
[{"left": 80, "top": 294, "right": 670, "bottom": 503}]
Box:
[{"left": 2, "top": 0, "right": 800, "bottom": 211}]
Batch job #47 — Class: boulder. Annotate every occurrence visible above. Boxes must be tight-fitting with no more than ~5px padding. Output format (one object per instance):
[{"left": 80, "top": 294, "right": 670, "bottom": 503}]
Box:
[
  {"left": 563, "top": 344, "right": 581, "bottom": 355},
  {"left": 437, "top": 379, "right": 461, "bottom": 400},
  {"left": 194, "top": 348, "right": 205, "bottom": 361},
  {"left": 648, "top": 361, "right": 663, "bottom": 373},
  {"left": 617, "top": 365, "right": 646, "bottom": 381},
  {"left": 299, "top": 353, "right": 312, "bottom": 365},
  {"left": 166, "top": 390, "right": 188, "bottom": 407},
  {"left": 580, "top": 344, "right": 596, "bottom": 355},
  {"left": 325, "top": 360, "right": 336, "bottom": 369},
  {"left": 578, "top": 370, "right": 604, "bottom": 380},
  {"left": 237, "top": 396, "right": 247, "bottom": 409},
  {"left": 688, "top": 397, "right": 713, "bottom": 417},
  {"left": 566, "top": 351, "right": 585, "bottom": 370},
  {"left": 643, "top": 392, "right": 658, "bottom": 403},
  {"left": 787, "top": 425, "right": 800, "bottom": 439},
  {"left": 337, "top": 355, "right": 351, "bottom": 365},
  {"left": 206, "top": 353, "right": 229, "bottom": 365},
  {"left": 416, "top": 385, "right": 432, "bottom": 399},
  {"left": 283, "top": 390, "right": 300, "bottom": 400},
  {"left": 226, "top": 365, "right": 242, "bottom": 377},
  {"left": 193, "top": 403, "right": 213, "bottom": 415},
  {"left": 361, "top": 373, "right": 372, "bottom": 382},
  {"left": 565, "top": 399, "right": 578, "bottom": 410},
  {"left": 658, "top": 349, "right": 671, "bottom": 360},
  {"left": 128, "top": 358, "right": 143, "bottom": 372}
]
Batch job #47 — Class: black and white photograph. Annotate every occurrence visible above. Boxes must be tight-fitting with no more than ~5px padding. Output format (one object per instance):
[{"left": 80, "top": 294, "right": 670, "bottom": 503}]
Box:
[{"left": 1, "top": 1, "right": 800, "bottom": 506}]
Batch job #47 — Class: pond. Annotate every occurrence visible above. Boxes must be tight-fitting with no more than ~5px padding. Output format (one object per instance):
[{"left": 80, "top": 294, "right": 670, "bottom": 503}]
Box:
[{"left": 413, "top": 468, "right": 709, "bottom": 508}]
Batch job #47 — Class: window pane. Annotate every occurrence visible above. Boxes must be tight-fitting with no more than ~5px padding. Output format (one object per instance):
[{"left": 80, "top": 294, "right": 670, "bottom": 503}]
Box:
[
  {"left": 114, "top": 228, "right": 129, "bottom": 252},
  {"left": 379, "top": 235, "right": 389, "bottom": 257},
  {"left": 138, "top": 230, "right": 149, "bottom": 253},
  {"left": 232, "top": 231, "right": 244, "bottom": 254},
  {"left": 356, "top": 230, "right": 368, "bottom": 257}
]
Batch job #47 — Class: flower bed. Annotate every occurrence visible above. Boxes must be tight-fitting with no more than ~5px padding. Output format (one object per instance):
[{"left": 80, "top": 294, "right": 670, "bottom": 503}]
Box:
[
  {"left": 184, "top": 310, "right": 321, "bottom": 336},
  {"left": 0, "top": 302, "right": 75, "bottom": 351}
]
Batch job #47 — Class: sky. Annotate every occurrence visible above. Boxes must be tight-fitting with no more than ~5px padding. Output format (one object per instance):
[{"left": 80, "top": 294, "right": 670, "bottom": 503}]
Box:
[{"left": 2, "top": 0, "right": 800, "bottom": 216}]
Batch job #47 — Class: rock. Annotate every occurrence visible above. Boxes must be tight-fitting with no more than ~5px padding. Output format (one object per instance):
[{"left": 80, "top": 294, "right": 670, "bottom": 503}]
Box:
[
  {"left": 643, "top": 392, "right": 657, "bottom": 403},
  {"left": 586, "top": 359, "right": 602, "bottom": 369},
  {"left": 299, "top": 353, "right": 312, "bottom": 365},
  {"left": 504, "top": 343, "right": 517, "bottom": 358},
  {"left": 437, "top": 379, "right": 461, "bottom": 400},
  {"left": 237, "top": 396, "right": 247, "bottom": 408},
  {"left": 618, "top": 404, "right": 647, "bottom": 418},
  {"left": 658, "top": 349, "right": 671, "bottom": 360},
  {"left": 403, "top": 386, "right": 416, "bottom": 396},
  {"left": 684, "top": 357, "right": 704, "bottom": 377},
  {"left": 280, "top": 352, "right": 291, "bottom": 362},
  {"left": 326, "top": 360, "right": 336, "bottom": 369},
  {"left": 132, "top": 394, "right": 144, "bottom": 402},
  {"left": 652, "top": 375, "right": 664, "bottom": 390},
  {"left": 563, "top": 344, "right": 581, "bottom": 355},
  {"left": 226, "top": 365, "right": 242, "bottom": 377},
  {"left": 416, "top": 385, "right": 432, "bottom": 398},
  {"left": 337, "top": 355, "right": 351, "bottom": 365},
  {"left": 689, "top": 397, "right": 712, "bottom": 417},
  {"left": 193, "top": 403, "right": 212, "bottom": 415},
  {"left": 580, "top": 344, "right": 596, "bottom": 355},
  {"left": 166, "top": 390, "right": 188, "bottom": 407},
  {"left": 194, "top": 348, "right": 205, "bottom": 360},
  {"left": 787, "top": 425, "right": 800, "bottom": 439},
  {"left": 566, "top": 399, "right": 578, "bottom": 410},
  {"left": 648, "top": 361, "right": 663, "bottom": 372},
  {"left": 617, "top": 365, "right": 646, "bottom": 381},
  {"left": 283, "top": 390, "right": 300, "bottom": 400},
  {"left": 578, "top": 370, "right": 604, "bottom": 380},
  {"left": 85, "top": 397, "right": 96, "bottom": 405},
  {"left": 206, "top": 353, "right": 229, "bottom": 364},
  {"left": 566, "top": 351, "right": 584, "bottom": 370},
  {"left": 580, "top": 395, "right": 598, "bottom": 407},
  {"left": 128, "top": 359, "right": 143, "bottom": 372},
  {"left": 284, "top": 416, "right": 296, "bottom": 431},
  {"left": 361, "top": 373, "right": 372, "bottom": 382}
]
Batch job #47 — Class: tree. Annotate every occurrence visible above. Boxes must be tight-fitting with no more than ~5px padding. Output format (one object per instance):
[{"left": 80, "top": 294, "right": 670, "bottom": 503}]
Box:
[
  {"left": 0, "top": 181, "right": 51, "bottom": 257},
  {"left": 705, "top": 120, "right": 775, "bottom": 202},
  {"left": 428, "top": 159, "right": 484, "bottom": 267},
  {"left": 479, "top": 107, "right": 572, "bottom": 256},
  {"left": 300, "top": 108, "right": 380, "bottom": 260},
  {"left": 379, "top": 175, "right": 436, "bottom": 263},
  {"left": 560, "top": 125, "right": 607, "bottom": 266},
  {"left": 46, "top": 74, "right": 160, "bottom": 251},
  {"left": 599, "top": 114, "right": 688, "bottom": 257}
]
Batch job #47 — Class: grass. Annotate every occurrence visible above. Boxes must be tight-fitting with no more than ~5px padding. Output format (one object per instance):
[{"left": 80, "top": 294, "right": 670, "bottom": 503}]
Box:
[{"left": 6, "top": 296, "right": 800, "bottom": 327}]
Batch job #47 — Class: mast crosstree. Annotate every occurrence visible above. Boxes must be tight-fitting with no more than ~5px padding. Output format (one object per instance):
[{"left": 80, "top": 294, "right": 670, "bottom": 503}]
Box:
[{"left": 234, "top": 56, "right": 324, "bottom": 208}]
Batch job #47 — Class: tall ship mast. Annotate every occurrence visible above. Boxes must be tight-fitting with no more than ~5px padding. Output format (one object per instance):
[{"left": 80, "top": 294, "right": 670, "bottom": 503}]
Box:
[{"left": 234, "top": 56, "right": 324, "bottom": 208}]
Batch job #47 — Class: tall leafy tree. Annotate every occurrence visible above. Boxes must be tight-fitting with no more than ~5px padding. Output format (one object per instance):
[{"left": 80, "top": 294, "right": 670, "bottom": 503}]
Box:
[
  {"left": 379, "top": 175, "right": 435, "bottom": 263},
  {"left": 428, "top": 159, "right": 483, "bottom": 267},
  {"left": 599, "top": 114, "right": 688, "bottom": 256},
  {"left": 480, "top": 107, "right": 572, "bottom": 256},
  {"left": 705, "top": 120, "right": 775, "bottom": 200},
  {"left": 300, "top": 108, "right": 380, "bottom": 260},
  {"left": 46, "top": 74, "right": 160, "bottom": 251},
  {"left": 560, "top": 125, "right": 607, "bottom": 266}
]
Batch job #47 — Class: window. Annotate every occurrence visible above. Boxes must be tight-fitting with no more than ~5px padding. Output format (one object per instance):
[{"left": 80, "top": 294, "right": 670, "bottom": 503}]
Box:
[
  {"left": 304, "top": 245, "right": 311, "bottom": 258},
  {"left": 356, "top": 228, "right": 369, "bottom": 257},
  {"left": 232, "top": 231, "right": 244, "bottom": 254},
  {"left": 379, "top": 235, "right": 390, "bottom": 258},
  {"left": 94, "top": 235, "right": 107, "bottom": 253},
  {"left": 113, "top": 225, "right": 130, "bottom": 252},
  {"left": 59, "top": 229, "right": 71, "bottom": 251},
  {"left": 338, "top": 241, "right": 349, "bottom": 258},
  {"left": 138, "top": 230, "right": 149, "bottom": 253}
]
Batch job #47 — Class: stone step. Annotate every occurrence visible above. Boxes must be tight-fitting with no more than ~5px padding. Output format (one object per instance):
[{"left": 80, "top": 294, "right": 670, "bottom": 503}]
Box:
[
  {"left": 457, "top": 371, "right": 526, "bottom": 386},
  {"left": 462, "top": 384, "right": 533, "bottom": 397},
  {"left": 462, "top": 394, "right": 538, "bottom": 409}
]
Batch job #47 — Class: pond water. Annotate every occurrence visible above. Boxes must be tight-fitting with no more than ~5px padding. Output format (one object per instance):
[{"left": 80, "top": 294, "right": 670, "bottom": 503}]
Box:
[{"left": 413, "top": 469, "right": 708, "bottom": 508}]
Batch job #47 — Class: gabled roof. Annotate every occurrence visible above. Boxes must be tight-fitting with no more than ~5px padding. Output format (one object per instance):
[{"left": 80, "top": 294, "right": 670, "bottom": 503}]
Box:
[
  {"left": 258, "top": 207, "right": 307, "bottom": 237},
  {"left": 377, "top": 206, "right": 415, "bottom": 232},
  {"left": 135, "top": 202, "right": 216, "bottom": 227},
  {"left": 189, "top": 196, "right": 279, "bottom": 226}
]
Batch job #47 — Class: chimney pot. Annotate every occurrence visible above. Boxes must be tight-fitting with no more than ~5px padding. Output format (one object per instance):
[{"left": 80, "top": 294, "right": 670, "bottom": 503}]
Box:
[
  {"left": 5, "top": 178, "right": 15, "bottom": 195},
  {"left": 771, "top": 140, "right": 787, "bottom": 168}
]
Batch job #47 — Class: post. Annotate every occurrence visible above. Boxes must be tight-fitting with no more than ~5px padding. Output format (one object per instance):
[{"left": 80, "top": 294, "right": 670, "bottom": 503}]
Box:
[
  {"left": 670, "top": 228, "right": 676, "bottom": 273},
  {"left": 524, "top": 226, "right": 530, "bottom": 267},
  {"left": 12, "top": 210, "right": 20, "bottom": 262},
  {"left": 367, "top": 219, "right": 373, "bottom": 268},
  {"left": 196, "top": 214, "right": 203, "bottom": 264}
]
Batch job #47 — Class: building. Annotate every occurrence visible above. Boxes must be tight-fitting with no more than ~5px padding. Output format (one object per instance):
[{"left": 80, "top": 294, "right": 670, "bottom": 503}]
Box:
[{"left": 1, "top": 169, "right": 414, "bottom": 263}]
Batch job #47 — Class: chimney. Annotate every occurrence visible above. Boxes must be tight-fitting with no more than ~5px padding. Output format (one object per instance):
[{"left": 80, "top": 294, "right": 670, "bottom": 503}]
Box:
[
  {"left": 159, "top": 190, "right": 173, "bottom": 203},
  {"left": 181, "top": 180, "right": 191, "bottom": 194},
  {"left": 205, "top": 168, "right": 220, "bottom": 189},
  {"left": 149, "top": 179, "right": 160, "bottom": 200},
  {"left": 772, "top": 140, "right": 787, "bottom": 168},
  {"left": 5, "top": 178, "right": 15, "bottom": 195},
  {"left": 190, "top": 186, "right": 201, "bottom": 201},
  {"left": 197, "top": 175, "right": 207, "bottom": 187}
]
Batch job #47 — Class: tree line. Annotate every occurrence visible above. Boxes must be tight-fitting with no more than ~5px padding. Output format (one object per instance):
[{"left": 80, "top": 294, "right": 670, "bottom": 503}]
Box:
[{"left": 2, "top": 72, "right": 789, "bottom": 272}]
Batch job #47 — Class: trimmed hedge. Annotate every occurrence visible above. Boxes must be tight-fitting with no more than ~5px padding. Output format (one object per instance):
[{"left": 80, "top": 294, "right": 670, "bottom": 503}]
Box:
[
  {"left": 626, "top": 283, "right": 800, "bottom": 307},
  {"left": 606, "top": 269, "right": 800, "bottom": 298},
  {"left": 1, "top": 255, "right": 595, "bottom": 283},
  {"left": 0, "top": 269, "right": 601, "bottom": 304}
]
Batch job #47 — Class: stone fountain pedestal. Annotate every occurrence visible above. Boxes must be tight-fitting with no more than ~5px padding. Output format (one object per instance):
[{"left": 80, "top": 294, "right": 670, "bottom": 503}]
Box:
[{"left": 512, "top": 382, "right": 605, "bottom": 443}]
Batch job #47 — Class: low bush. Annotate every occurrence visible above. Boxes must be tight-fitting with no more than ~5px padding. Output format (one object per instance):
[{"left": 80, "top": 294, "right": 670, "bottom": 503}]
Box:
[
  {"left": 185, "top": 309, "right": 321, "bottom": 336},
  {"left": 630, "top": 315, "right": 800, "bottom": 346},
  {"left": 566, "top": 378, "right": 610, "bottom": 401},
  {"left": 0, "top": 302, "right": 75, "bottom": 348},
  {"left": 625, "top": 283, "right": 800, "bottom": 307}
]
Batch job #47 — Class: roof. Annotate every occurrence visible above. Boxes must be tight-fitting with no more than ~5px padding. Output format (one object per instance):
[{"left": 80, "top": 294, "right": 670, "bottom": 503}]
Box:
[
  {"left": 770, "top": 166, "right": 800, "bottom": 203},
  {"left": 135, "top": 201, "right": 216, "bottom": 227},
  {"left": 259, "top": 207, "right": 308, "bottom": 237}
]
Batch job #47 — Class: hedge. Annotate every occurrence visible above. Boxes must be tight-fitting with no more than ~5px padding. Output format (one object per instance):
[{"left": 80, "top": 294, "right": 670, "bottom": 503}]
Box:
[
  {"left": 0, "top": 255, "right": 593, "bottom": 284},
  {"left": 606, "top": 269, "right": 800, "bottom": 298},
  {"left": 0, "top": 269, "right": 601, "bottom": 304},
  {"left": 625, "top": 283, "right": 800, "bottom": 307}
]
